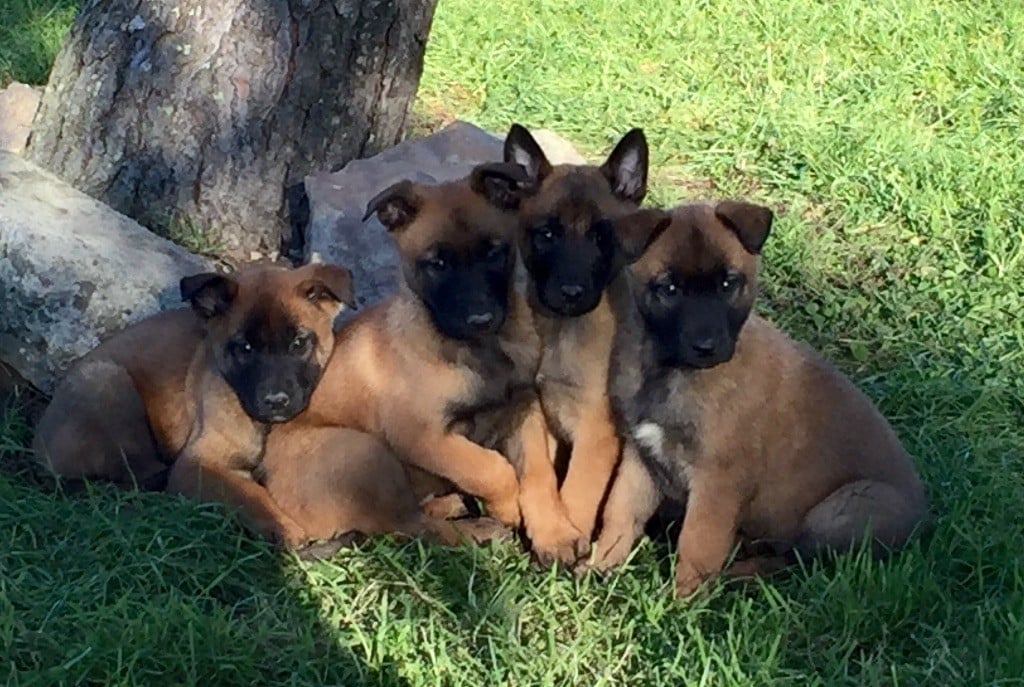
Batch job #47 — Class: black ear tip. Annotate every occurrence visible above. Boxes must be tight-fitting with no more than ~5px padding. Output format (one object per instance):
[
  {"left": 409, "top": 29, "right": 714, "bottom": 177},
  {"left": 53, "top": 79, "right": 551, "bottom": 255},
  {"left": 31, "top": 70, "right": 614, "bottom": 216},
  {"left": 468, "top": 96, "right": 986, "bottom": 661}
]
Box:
[{"left": 508, "top": 122, "right": 529, "bottom": 137}]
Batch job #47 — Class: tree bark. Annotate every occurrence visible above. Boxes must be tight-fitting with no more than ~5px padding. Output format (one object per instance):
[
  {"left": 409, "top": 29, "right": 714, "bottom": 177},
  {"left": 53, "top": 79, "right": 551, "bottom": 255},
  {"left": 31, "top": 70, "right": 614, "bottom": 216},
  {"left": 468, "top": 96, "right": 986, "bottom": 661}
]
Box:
[{"left": 27, "top": 0, "right": 437, "bottom": 255}]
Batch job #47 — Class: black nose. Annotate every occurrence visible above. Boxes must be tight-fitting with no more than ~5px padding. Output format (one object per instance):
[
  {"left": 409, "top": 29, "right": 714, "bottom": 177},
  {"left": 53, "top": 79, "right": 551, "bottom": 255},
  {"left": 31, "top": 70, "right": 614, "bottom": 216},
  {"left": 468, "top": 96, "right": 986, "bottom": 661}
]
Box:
[
  {"left": 465, "top": 312, "right": 495, "bottom": 329},
  {"left": 560, "top": 284, "right": 584, "bottom": 301},
  {"left": 263, "top": 391, "right": 291, "bottom": 411},
  {"left": 691, "top": 338, "right": 717, "bottom": 357}
]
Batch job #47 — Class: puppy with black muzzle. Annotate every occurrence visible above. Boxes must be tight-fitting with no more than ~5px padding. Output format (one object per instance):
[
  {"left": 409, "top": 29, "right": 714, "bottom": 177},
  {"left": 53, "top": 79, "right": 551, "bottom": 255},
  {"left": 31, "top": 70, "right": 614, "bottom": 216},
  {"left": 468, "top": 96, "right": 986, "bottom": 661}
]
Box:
[
  {"left": 35, "top": 263, "right": 352, "bottom": 544},
  {"left": 588, "top": 200, "right": 930, "bottom": 597},
  {"left": 276, "top": 162, "right": 578, "bottom": 557},
  {"left": 500, "top": 124, "right": 671, "bottom": 564}
]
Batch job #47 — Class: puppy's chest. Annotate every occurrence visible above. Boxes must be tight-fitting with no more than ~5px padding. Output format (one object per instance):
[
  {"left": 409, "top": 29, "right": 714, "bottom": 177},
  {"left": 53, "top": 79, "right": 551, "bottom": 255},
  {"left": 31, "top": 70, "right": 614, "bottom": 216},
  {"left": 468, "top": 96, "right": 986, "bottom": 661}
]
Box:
[
  {"left": 628, "top": 374, "right": 702, "bottom": 500},
  {"left": 444, "top": 339, "right": 537, "bottom": 450},
  {"left": 535, "top": 318, "right": 608, "bottom": 425}
]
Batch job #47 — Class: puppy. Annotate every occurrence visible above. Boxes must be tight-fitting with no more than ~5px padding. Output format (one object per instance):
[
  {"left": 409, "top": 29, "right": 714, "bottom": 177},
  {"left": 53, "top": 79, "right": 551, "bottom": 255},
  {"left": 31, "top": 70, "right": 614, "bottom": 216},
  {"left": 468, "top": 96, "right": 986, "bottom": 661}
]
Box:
[
  {"left": 35, "top": 263, "right": 356, "bottom": 544},
  {"left": 502, "top": 124, "right": 671, "bottom": 562},
  {"left": 281, "top": 163, "right": 576, "bottom": 558},
  {"left": 590, "top": 200, "right": 930, "bottom": 596}
]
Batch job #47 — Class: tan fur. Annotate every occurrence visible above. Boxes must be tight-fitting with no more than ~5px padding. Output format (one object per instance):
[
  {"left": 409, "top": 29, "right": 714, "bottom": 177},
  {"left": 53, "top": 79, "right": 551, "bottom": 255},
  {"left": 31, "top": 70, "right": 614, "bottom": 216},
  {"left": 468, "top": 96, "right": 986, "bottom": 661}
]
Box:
[
  {"left": 35, "top": 264, "right": 505, "bottom": 549},
  {"left": 516, "top": 166, "right": 645, "bottom": 561},
  {"left": 280, "top": 171, "right": 565, "bottom": 547},
  {"left": 590, "top": 202, "right": 929, "bottom": 596},
  {"left": 261, "top": 424, "right": 508, "bottom": 546}
]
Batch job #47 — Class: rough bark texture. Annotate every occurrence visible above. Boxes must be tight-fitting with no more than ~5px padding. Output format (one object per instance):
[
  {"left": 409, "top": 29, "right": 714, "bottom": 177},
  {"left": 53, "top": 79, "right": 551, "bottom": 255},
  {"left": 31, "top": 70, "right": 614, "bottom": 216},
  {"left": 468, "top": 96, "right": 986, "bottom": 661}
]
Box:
[{"left": 27, "top": 0, "right": 437, "bottom": 255}]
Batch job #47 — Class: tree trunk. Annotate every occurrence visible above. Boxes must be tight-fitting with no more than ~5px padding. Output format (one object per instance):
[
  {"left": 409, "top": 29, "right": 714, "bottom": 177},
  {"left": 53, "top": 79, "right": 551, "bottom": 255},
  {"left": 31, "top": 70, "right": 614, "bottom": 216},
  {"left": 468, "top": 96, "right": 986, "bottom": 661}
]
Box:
[{"left": 27, "top": 0, "right": 437, "bottom": 256}]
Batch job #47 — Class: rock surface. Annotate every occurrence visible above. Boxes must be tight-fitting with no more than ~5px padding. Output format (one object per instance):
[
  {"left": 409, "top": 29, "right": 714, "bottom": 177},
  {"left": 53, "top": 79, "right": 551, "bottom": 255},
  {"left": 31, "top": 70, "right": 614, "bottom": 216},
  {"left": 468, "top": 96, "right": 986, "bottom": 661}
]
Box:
[
  {"left": 304, "top": 121, "right": 585, "bottom": 308},
  {"left": 0, "top": 152, "right": 211, "bottom": 394},
  {"left": 0, "top": 83, "right": 41, "bottom": 155}
]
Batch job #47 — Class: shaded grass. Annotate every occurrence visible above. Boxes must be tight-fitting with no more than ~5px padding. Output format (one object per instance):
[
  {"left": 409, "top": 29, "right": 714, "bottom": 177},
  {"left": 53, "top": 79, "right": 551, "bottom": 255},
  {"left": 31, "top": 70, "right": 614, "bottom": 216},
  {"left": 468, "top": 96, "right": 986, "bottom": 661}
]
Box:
[{"left": 4, "top": 0, "right": 1024, "bottom": 684}]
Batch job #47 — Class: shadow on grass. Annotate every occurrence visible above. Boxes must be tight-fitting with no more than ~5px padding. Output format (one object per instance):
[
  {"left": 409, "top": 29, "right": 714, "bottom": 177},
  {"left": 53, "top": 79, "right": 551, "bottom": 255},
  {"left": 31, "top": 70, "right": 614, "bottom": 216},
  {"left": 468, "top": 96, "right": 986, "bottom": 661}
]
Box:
[{"left": 0, "top": 401, "right": 423, "bottom": 687}]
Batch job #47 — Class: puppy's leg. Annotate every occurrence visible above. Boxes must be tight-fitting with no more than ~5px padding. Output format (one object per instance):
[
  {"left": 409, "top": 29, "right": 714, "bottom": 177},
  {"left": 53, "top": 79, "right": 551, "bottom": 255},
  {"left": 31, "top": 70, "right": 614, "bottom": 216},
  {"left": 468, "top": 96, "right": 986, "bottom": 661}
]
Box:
[
  {"left": 795, "top": 479, "right": 929, "bottom": 559},
  {"left": 390, "top": 418, "right": 522, "bottom": 527},
  {"left": 33, "top": 360, "right": 168, "bottom": 489},
  {"left": 167, "top": 453, "right": 308, "bottom": 547},
  {"left": 586, "top": 443, "right": 661, "bottom": 572},
  {"left": 558, "top": 400, "right": 621, "bottom": 541},
  {"left": 673, "top": 474, "right": 742, "bottom": 599},
  {"left": 512, "top": 402, "right": 586, "bottom": 566}
]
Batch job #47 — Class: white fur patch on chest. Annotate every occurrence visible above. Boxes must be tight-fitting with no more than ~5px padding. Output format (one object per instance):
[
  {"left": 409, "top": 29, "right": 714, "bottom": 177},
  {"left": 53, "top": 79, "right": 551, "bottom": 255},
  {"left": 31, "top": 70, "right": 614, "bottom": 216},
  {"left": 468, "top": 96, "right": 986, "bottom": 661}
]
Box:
[{"left": 633, "top": 422, "right": 666, "bottom": 460}]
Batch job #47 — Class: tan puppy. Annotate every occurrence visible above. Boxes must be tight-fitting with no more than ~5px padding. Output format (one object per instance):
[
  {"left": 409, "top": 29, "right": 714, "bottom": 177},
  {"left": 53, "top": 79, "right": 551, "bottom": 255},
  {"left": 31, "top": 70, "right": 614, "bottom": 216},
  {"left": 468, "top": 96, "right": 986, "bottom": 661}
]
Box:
[
  {"left": 589, "top": 201, "right": 930, "bottom": 596},
  {"left": 278, "top": 163, "right": 577, "bottom": 557},
  {"left": 502, "top": 124, "right": 670, "bottom": 563},
  {"left": 36, "top": 264, "right": 354, "bottom": 543}
]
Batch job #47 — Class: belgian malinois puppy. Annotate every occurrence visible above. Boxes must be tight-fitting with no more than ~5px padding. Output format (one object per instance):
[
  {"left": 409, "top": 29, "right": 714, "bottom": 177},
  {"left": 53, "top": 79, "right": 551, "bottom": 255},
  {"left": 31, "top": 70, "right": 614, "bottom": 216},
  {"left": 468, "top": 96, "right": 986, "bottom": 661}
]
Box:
[
  {"left": 501, "top": 124, "right": 671, "bottom": 563},
  {"left": 280, "top": 163, "right": 577, "bottom": 559},
  {"left": 35, "top": 264, "right": 352, "bottom": 541},
  {"left": 36, "top": 264, "right": 503, "bottom": 548},
  {"left": 588, "top": 201, "right": 930, "bottom": 596}
]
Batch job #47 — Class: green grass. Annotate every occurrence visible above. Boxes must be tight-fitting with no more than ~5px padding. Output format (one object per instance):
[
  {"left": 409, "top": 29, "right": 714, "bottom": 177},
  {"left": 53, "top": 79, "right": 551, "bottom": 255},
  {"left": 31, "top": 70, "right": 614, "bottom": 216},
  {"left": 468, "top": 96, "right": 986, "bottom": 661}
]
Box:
[
  {"left": 0, "top": 0, "right": 80, "bottom": 86},
  {"left": 4, "top": 0, "right": 1024, "bottom": 684}
]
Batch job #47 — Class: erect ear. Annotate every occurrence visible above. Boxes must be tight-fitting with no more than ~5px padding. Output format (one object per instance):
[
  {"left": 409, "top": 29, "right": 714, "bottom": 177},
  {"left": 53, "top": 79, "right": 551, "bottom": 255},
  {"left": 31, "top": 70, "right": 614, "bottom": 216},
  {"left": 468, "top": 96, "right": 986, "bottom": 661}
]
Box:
[
  {"left": 715, "top": 200, "right": 774, "bottom": 255},
  {"left": 298, "top": 263, "right": 357, "bottom": 311},
  {"left": 503, "top": 123, "right": 552, "bottom": 183},
  {"left": 180, "top": 272, "right": 237, "bottom": 319},
  {"left": 470, "top": 161, "right": 533, "bottom": 210},
  {"left": 613, "top": 208, "right": 673, "bottom": 265},
  {"left": 362, "top": 180, "right": 421, "bottom": 232},
  {"left": 600, "top": 128, "right": 649, "bottom": 204}
]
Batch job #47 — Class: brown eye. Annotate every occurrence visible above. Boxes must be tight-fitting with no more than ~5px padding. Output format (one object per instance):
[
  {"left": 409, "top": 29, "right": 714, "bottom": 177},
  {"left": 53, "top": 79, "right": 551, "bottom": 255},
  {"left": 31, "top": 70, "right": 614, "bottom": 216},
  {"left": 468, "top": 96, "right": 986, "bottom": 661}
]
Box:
[
  {"left": 720, "top": 273, "right": 743, "bottom": 295},
  {"left": 231, "top": 338, "right": 252, "bottom": 357},
  {"left": 289, "top": 331, "right": 312, "bottom": 353}
]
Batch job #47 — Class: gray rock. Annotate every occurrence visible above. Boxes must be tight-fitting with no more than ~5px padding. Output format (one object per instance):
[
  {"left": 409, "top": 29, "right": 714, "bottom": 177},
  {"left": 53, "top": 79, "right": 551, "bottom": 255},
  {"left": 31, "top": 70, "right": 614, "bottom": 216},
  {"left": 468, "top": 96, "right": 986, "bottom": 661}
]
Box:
[
  {"left": 0, "top": 152, "right": 211, "bottom": 394},
  {"left": 304, "top": 120, "right": 503, "bottom": 308},
  {"left": 0, "top": 82, "right": 41, "bottom": 155},
  {"left": 304, "top": 121, "right": 587, "bottom": 308}
]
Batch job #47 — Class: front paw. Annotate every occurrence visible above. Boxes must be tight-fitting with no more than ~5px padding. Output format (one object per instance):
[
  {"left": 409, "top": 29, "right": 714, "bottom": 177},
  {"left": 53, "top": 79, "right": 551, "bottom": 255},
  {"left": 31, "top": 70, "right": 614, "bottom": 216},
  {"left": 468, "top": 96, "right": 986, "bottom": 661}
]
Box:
[
  {"left": 529, "top": 520, "right": 589, "bottom": 568},
  {"left": 674, "top": 562, "right": 712, "bottom": 600},
  {"left": 576, "top": 528, "right": 639, "bottom": 577},
  {"left": 483, "top": 494, "right": 522, "bottom": 528},
  {"left": 267, "top": 520, "right": 310, "bottom": 549}
]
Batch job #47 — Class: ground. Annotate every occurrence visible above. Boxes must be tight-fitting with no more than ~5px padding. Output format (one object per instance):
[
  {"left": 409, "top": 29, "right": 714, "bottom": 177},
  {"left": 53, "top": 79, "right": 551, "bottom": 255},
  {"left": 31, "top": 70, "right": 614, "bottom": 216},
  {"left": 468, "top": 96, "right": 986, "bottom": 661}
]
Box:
[{"left": 2, "top": 0, "right": 1023, "bottom": 685}]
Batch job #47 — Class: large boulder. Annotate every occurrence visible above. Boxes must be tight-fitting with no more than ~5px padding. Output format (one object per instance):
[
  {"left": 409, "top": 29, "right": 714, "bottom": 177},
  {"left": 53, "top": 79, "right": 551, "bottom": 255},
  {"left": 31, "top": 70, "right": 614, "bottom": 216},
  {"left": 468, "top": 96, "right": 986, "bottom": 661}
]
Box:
[
  {"left": 304, "top": 121, "right": 585, "bottom": 308},
  {"left": 0, "top": 152, "right": 211, "bottom": 394}
]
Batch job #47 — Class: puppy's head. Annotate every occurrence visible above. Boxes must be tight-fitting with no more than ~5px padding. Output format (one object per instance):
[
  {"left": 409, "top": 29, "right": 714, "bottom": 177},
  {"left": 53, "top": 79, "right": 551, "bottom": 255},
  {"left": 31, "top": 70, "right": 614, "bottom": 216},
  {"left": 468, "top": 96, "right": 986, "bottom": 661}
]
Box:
[
  {"left": 627, "top": 201, "right": 773, "bottom": 369},
  {"left": 503, "top": 124, "right": 659, "bottom": 317},
  {"left": 363, "top": 163, "right": 529, "bottom": 341},
  {"left": 180, "top": 263, "right": 355, "bottom": 423}
]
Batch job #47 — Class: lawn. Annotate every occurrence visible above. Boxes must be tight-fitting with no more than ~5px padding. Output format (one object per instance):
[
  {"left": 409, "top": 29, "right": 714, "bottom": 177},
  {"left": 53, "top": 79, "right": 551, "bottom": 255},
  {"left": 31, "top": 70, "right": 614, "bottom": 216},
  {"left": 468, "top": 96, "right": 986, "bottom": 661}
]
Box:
[{"left": 3, "top": 0, "right": 1024, "bottom": 685}]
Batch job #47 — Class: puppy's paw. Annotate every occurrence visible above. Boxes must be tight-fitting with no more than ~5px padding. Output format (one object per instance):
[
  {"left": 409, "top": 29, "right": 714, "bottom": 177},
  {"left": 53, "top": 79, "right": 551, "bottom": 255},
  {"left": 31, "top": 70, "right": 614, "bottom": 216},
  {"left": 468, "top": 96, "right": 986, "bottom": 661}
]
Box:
[
  {"left": 454, "top": 516, "right": 513, "bottom": 544},
  {"left": 529, "top": 520, "right": 589, "bottom": 568},
  {"left": 421, "top": 492, "right": 472, "bottom": 520},
  {"left": 483, "top": 494, "right": 522, "bottom": 528}
]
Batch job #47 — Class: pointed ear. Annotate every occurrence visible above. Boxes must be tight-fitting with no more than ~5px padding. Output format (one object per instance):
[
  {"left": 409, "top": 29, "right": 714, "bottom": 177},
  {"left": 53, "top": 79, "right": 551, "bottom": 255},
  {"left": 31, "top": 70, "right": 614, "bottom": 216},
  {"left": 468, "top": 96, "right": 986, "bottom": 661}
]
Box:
[
  {"left": 180, "top": 272, "right": 237, "bottom": 318},
  {"left": 503, "top": 123, "right": 552, "bottom": 182},
  {"left": 613, "top": 208, "right": 672, "bottom": 265},
  {"left": 715, "top": 200, "right": 773, "bottom": 254},
  {"left": 470, "top": 161, "right": 533, "bottom": 210},
  {"left": 299, "top": 263, "right": 357, "bottom": 311},
  {"left": 363, "top": 180, "right": 421, "bottom": 232},
  {"left": 600, "top": 128, "right": 649, "bottom": 204}
]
